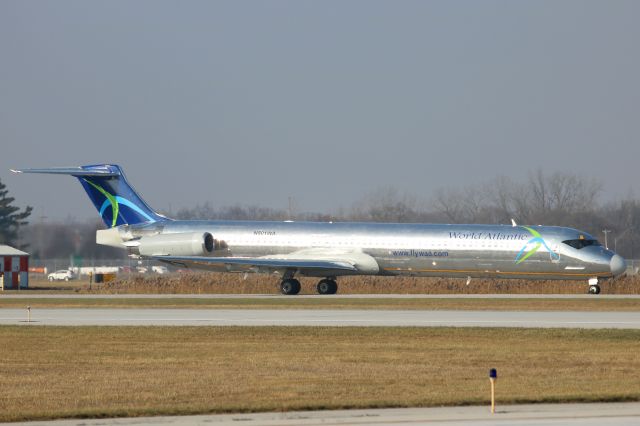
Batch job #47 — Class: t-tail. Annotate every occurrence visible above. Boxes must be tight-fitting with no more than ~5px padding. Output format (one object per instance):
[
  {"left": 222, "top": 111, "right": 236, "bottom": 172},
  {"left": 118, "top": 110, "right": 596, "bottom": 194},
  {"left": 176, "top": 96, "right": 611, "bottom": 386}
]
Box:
[{"left": 11, "top": 164, "right": 167, "bottom": 228}]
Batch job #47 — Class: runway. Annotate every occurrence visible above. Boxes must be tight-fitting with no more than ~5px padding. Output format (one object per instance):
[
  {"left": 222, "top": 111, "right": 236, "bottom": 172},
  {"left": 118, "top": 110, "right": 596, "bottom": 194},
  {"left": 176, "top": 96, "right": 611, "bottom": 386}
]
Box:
[
  {"left": 2, "top": 308, "right": 640, "bottom": 328},
  {"left": 8, "top": 402, "right": 640, "bottom": 426}
]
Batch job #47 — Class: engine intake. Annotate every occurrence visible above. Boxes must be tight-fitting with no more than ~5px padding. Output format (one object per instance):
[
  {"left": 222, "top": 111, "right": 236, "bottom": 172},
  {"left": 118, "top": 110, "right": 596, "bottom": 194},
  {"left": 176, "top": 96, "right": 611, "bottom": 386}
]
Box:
[{"left": 136, "top": 232, "right": 215, "bottom": 256}]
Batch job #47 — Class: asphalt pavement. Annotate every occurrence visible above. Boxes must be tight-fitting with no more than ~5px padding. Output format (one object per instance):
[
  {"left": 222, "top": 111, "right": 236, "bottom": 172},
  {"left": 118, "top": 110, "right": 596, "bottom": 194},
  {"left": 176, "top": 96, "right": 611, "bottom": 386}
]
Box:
[
  {"left": 2, "top": 307, "right": 640, "bottom": 328},
  {"left": 6, "top": 402, "right": 640, "bottom": 426}
]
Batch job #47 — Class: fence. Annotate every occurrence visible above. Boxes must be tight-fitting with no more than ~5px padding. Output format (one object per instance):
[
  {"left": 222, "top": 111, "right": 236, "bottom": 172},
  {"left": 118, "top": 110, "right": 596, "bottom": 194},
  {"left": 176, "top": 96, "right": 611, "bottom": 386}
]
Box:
[{"left": 28, "top": 258, "right": 170, "bottom": 278}]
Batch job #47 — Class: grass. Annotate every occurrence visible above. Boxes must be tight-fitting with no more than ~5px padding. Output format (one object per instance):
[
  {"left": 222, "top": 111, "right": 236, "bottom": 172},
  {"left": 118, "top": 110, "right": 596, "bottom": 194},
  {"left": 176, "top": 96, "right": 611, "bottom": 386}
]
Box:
[
  {"left": 2, "top": 297, "right": 640, "bottom": 311},
  {"left": 1, "top": 326, "right": 640, "bottom": 422}
]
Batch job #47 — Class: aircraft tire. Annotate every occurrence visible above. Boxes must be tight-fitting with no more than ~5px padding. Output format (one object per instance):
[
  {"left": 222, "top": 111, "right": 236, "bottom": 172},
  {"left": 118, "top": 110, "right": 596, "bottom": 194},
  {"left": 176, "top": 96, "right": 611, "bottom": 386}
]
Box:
[
  {"left": 588, "top": 284, "right": 601, "bottom": 295},
  {"left": 317, "top": 279, "right": 338, "bottom": 295},
  {"left": 281, "top": 279, "right": 301, "bottom": 295}
]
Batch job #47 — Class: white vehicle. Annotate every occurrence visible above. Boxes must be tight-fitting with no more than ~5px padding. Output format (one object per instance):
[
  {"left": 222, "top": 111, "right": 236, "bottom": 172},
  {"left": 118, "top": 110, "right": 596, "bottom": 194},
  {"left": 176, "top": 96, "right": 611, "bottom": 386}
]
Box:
[
  {"left": 152, "top": 266, "right": 169, "bottom": 274},
  {"left": 48, "top": 270, "right": 74, "bottom": 281},
  {"left": 69, "top": 266, "right": 121, "bottom": 276}
]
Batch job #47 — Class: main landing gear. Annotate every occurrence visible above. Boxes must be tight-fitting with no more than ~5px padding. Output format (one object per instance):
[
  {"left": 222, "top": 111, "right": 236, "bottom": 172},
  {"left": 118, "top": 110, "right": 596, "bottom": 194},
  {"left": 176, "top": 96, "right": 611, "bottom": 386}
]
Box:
[
  {"left": 279, "top": 273, "right": 339, "bottom": 295},
  {"left": 588, "top": 278, "right": 601, "bottom": 295},
  {"left": 317, "top": 278, "right": 338, "bottom": 295},
  {"left": 280, "top": 278, "right": 301, "bottom": 295}
]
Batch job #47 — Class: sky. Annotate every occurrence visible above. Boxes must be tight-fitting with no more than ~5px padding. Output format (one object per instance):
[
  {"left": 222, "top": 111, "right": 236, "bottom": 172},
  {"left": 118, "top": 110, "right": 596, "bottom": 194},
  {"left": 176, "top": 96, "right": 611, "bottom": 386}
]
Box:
[{"left": 1, "top": 1, "right": 639, "bottom": 221}]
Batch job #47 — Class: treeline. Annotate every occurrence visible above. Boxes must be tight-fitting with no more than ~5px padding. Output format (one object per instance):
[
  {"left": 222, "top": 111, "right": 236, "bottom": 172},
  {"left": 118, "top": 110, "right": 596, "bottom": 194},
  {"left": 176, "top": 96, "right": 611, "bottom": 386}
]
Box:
[
  {"left": 20, "top": 220, "right": 124, "bottom": 261},
  {"left": 19, "top": 171, "right": 640, "bottom": 259},
  {"left": 174, "top": 202, "right": 334, "bottom": 222},
  {"left": 175, "top": 171, "right": 639, "bottom": 258}
]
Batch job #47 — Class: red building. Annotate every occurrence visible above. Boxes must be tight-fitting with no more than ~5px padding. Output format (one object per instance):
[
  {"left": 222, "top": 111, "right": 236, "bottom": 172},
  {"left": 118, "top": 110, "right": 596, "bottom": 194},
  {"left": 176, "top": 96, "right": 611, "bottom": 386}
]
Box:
[{"left": 0, "top": 245, "right": 29, "bottom": 290}]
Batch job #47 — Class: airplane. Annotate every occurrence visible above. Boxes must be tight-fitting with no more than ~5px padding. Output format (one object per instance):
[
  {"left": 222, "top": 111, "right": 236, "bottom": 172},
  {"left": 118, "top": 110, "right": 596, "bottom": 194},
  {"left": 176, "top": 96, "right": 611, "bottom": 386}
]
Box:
[{"left": 12, "top": 164, "right": 626, "bottom": 295}]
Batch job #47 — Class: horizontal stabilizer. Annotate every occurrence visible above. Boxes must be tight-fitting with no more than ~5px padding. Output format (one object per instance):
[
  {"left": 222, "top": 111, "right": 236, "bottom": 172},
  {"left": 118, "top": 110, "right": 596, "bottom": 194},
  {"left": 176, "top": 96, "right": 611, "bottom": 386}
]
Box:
[{"left": 11, "top": 166, "right": 120, "bottom": 177}]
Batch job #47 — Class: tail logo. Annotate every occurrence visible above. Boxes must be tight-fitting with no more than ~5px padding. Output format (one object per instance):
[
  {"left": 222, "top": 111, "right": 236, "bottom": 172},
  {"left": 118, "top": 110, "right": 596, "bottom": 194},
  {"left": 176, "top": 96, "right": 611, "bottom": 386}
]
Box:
[
  {"left": 83, "top": 179, "right": 155, "bottom": 227},
  {"left": 515, "top": 226, "right": 560, "bottom": 264}
]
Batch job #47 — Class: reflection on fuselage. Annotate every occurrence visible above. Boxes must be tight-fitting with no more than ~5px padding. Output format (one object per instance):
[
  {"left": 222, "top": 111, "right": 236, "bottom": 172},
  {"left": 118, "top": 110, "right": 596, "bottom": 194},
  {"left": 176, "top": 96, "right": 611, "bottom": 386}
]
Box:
[{"left": 145, "top": 221, "right": 623, "bottom": 280}]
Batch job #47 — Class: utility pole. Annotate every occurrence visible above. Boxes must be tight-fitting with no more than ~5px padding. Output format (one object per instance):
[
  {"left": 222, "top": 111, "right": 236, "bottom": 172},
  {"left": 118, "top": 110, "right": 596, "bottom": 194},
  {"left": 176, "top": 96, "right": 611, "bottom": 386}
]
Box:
[
  {"left": 288, "top": 196, "right": 295, "bottom": 221},
  {"left": 615, "top": 227, "right": 633, "bottom": 253},
  {"left": 38, "top": 206, "right": 48, "bottom": 259},
  {"left": 603, "top": 229, "right": 611, "bottom": 249}
]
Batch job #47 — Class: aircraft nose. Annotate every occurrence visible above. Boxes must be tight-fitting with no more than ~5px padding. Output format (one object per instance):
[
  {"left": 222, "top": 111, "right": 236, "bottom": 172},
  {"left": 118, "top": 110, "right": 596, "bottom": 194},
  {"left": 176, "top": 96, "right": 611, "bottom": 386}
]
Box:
[{"left": 610, "top": 254, "right": 627, "bottom": 276}]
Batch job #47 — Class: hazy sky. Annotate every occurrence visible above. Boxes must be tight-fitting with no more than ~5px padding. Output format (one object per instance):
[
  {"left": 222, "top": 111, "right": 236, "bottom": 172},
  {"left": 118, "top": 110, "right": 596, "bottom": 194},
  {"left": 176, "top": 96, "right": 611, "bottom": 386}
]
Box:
[{"left": 1, "top": 1, "right": 639, "bottom": 221}]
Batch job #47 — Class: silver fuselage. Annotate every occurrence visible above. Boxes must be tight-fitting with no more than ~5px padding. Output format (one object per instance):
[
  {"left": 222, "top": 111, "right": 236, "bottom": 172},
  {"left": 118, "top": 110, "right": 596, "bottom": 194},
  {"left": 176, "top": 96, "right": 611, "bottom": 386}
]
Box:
[{"left": 122, "top": 220, "right": 620, "bottom": 280}]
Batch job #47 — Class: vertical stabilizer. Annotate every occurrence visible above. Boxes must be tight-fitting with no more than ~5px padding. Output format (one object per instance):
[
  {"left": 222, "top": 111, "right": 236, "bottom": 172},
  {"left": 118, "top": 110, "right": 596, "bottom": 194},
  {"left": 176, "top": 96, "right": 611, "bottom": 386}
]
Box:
[{"left": 11, "top": 164, "right": 167, "bottom": 228}]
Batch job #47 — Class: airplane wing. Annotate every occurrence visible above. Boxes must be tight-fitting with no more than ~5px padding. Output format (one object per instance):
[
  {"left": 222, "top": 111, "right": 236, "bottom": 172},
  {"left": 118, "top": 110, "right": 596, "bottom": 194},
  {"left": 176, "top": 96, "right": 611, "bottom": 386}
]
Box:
[
  {"left": 153, "top": 248, "right": 380, "bottom": 276},
  {"left": 154, "top": 256, "right": 358, "bottom": 273}
]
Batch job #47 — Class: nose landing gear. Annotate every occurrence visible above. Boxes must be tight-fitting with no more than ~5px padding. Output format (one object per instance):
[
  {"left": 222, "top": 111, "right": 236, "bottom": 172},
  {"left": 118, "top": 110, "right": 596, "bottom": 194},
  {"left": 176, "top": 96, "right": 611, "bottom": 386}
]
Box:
[{"left": 588, "top": 278, "right": 601, "bottom": 295}]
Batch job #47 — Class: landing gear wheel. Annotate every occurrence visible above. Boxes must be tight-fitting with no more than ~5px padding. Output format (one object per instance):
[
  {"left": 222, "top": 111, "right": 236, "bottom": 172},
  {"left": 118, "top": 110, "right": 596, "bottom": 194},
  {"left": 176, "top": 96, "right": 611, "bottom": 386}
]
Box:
[
  {"left": 588, "top": 285, "right": 601, "bottom": 295},
  {"left": 317, "top": 279, "right": 338, "bottom": 295},
  {"left": 281, "top": 279, "right": 301, "bottom": 295}
]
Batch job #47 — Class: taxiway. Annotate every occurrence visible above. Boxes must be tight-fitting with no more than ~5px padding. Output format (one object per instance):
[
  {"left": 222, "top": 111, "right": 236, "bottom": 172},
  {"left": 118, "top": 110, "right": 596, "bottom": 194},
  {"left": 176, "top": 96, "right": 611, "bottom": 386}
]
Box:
[
  {"left": 7, "top": 402, "right": 640, "bottom": 426},
  {"left": 2, "top": 307, "right": 640, "bottom": 328}
]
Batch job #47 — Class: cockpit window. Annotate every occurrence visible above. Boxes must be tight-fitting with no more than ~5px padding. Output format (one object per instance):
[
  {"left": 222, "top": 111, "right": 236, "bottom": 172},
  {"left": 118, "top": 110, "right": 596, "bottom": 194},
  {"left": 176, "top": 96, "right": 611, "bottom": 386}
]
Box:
[{"left": 562, "top": 239, "right": 601, "bottom": 250}]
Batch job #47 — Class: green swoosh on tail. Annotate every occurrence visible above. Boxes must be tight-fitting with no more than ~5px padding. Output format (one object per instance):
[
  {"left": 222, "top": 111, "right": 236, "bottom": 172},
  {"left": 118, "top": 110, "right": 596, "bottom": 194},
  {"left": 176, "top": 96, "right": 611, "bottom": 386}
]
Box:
[{"left": 84, "top": 179, "right": 119, "bottom": 227}]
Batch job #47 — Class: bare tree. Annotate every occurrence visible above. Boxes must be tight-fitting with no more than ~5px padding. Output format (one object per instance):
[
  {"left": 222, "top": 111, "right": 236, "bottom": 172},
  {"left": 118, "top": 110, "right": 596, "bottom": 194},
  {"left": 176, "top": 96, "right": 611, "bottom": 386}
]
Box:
[
  {"left": 21, "top": 220, "right": 123, "bottom": 260},
  {"left": 523, "top": 170, "right": 603, "bottom": 225},
  {"left": 350, "top": 187, "right": 421, "bottom": 223},
  {"left": 433, "top": 187, "right": 465, "bottom": 223},
  {"left": 176, "top": 203, "right": 288, "bottom": 221},
  {"left": 528, "top": 169, "right": 551, "bottom": 213}
]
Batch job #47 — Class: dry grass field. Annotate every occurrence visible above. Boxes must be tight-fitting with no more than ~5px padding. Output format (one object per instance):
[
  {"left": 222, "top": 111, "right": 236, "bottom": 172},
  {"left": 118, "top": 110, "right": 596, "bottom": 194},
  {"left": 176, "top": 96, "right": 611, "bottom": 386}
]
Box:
[
  {"left": 102, "top": 273, "right": 640, "bottom": 295},
  {"left": 21, "top": 272, "right": 640, "bottom": 295},
  {"left": 1, "top": 326, "right": 639, "bottom": 422}
]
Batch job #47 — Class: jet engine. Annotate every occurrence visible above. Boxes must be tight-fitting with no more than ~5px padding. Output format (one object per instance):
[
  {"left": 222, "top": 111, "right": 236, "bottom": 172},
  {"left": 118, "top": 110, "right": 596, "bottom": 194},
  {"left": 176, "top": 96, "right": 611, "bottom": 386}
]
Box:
[{"left": 134, "top": 232, "right": 215, "bottom": 256}]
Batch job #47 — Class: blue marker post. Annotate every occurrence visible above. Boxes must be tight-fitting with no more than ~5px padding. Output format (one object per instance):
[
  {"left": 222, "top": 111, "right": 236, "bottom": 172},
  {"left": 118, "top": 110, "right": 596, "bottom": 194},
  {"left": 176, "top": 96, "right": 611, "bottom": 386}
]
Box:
[{"left": 489, "top": 368, "right": 497, "bottom": 414}]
